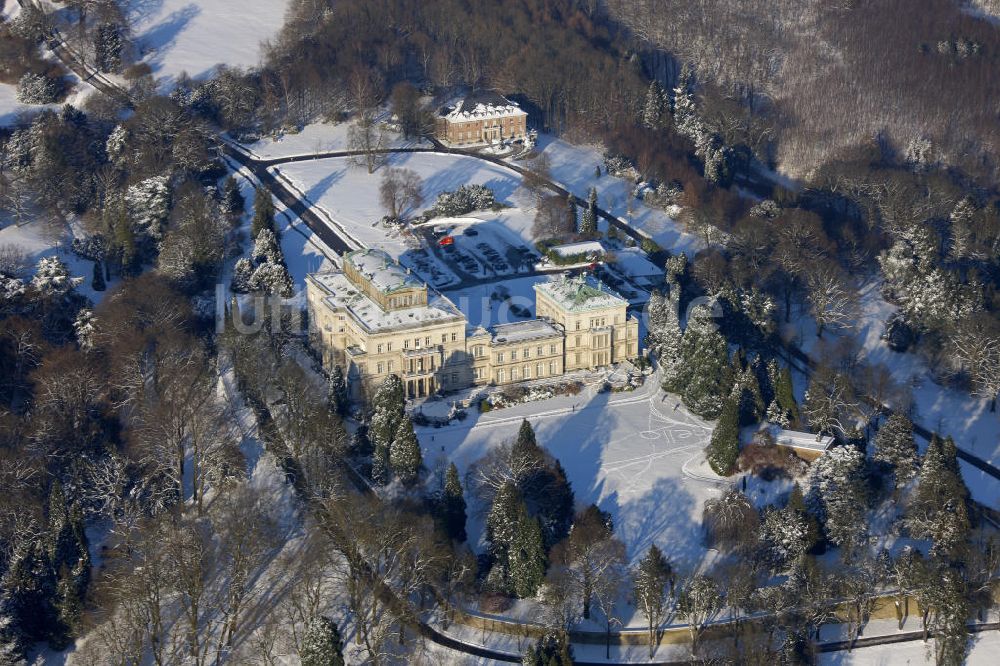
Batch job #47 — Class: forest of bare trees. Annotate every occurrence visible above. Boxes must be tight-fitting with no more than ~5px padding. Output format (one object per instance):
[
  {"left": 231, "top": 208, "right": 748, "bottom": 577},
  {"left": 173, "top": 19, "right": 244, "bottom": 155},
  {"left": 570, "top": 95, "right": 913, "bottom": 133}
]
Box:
[{"left": 605, "top": 0, "right": 1000, "bottom": 181}]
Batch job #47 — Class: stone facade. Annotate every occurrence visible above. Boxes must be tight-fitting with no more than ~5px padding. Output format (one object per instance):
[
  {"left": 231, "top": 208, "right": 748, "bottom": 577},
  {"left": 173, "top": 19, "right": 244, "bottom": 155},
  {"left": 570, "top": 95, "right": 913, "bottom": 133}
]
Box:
[
  {"left": 435, "top": 92, "right": 528, "bottom": 146},
  {"left": 306, "top": 249, "right": 639, "bottom": 400}
]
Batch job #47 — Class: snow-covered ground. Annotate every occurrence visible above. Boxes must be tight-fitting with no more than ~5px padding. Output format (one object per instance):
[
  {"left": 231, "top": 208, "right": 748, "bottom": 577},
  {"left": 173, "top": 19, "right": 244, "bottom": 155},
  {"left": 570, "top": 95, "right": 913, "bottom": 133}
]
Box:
[
  {"left": 242, "top": 118, "right": 430, "bottom": 159},
  {"left": 128, "top": 0, "right": 289, "bottom": 85},
  {"left": 0, "top": 81, "right": 42, "bottom": 126},
  {"left": 531, "top": 135, "right": 702, "bottom": 255},
  {"left": 785, "top": 280, "right": 1000, "bottom": 507},
  {"left": 0, "top": 217, "right": 112, "bottom": 303},
  {"left": 1, "top": 1, "right": 92, "bottom": 126},
  {"left": 817, "top": 626, "right": 1000, "bottom": 665},
  {"left": 415, "top": 368, "right": 722, "bottom": 575},
  {"left": 270, "top": 152, "right": 541, "bottom": 289}
]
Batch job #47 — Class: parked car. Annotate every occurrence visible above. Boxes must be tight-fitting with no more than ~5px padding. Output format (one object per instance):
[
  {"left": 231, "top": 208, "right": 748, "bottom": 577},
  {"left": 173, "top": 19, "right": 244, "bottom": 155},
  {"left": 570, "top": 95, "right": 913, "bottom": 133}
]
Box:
[{"left": 463, "top": 227, "right": 479, "bottom": 236}]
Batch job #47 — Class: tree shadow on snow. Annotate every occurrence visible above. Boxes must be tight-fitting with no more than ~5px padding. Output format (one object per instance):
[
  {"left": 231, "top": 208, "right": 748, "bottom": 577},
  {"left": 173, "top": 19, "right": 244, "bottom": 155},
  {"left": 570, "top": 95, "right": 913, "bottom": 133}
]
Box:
[
  {"left": 138, "top": 4, "right": 201, "bottom": 70},
  {"left": 304, "top": 168, "right": 345, "bottom": 209}
]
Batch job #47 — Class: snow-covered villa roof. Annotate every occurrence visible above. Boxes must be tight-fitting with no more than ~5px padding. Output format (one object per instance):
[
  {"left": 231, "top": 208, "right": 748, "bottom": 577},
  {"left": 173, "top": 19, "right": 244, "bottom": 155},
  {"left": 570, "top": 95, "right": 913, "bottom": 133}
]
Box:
[
  {"left": 345, "top": 249, "right": 423, "bottom": 294},
  {"left": 491, "top": 319, "right": 561, "bottom": 345},
  {"left": 534, "top": 274, "right": 628, "bottom": 313},
  {"left": 441, "top": 91, "right": 527, "bottom": 122},
  {"left": 309, "top": 272, "right": 464, "bottom": 335},
  {"left": 551, "top": 241, "right": 604, "bottom": 258},
  {"left": 773, "top": 428, "right": 835, "bottom": 452}
]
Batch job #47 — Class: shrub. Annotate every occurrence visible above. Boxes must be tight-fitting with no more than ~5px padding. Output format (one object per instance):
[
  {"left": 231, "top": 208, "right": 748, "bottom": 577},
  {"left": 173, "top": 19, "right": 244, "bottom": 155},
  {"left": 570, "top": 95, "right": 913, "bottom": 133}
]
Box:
[
  {"left": 427, "top": 184, "right": 497, "bottom": 217},
  {"left": 16, "top": 71, "right": 64, "bottom": 104},
  {"left": 737, "top": 441, "right": 807, "bottom": 480}
]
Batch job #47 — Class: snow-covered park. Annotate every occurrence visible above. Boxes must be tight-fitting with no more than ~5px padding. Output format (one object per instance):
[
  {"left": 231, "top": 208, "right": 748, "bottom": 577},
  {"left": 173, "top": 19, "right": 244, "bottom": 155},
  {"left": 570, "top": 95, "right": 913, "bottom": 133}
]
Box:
[{"left": 415, "top": 372, "right": 722, "bottom": 571}]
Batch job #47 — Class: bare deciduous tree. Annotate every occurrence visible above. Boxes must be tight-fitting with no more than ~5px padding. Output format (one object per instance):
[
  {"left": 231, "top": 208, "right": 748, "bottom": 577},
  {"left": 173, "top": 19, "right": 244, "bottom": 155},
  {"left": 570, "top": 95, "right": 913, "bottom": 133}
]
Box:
[
  {"left": 805, "top": 261, "right": 859, "bottom": 338},
  {"left": 378, "top": 167, "right": 424, "bottom": 220}
]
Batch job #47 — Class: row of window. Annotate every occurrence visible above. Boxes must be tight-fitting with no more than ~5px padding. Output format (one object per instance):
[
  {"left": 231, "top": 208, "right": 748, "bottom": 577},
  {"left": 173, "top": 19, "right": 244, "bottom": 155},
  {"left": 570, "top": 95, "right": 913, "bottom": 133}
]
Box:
[
  {"left": 574, "top": 315, "right": 620, "bottom": 331},
  {"left": 496, "top": 362, "right": 558, "bottom": 383},
  {"left": 494, "top": 343, "right": 559, "bottom": 364},
  {"left": 373, "top": 355, "right": 436, "bottom": 375},
  {"left": 389, "top": 294, "right": 416, "bottom": 308},
  {"left": 373, "top": 331, "right": 458, "bottom": 355}
]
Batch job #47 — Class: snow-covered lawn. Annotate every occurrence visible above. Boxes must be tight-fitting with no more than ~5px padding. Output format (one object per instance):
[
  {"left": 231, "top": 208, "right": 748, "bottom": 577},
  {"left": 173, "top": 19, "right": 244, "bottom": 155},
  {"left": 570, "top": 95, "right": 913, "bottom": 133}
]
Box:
[
  {"left": 0, "top": 217, "right": 112, "bottom": 303},
  {"left": 128, "top": 0, "right": 289, "bottom": 84},
  {"left": 416, "top": 372, "right": 722, "bottom": 573},
  {"left": 270, "top": 153, "right": 541, "bottom": 287},
  {"left": 0, "top": 81, "right": 41, "bottom": 126},
  {"left": 242, "top": 118, "right": 430, "bottom": 159},
  {"left": 531, "top": 135, "right": 702, "bottom": 255}
]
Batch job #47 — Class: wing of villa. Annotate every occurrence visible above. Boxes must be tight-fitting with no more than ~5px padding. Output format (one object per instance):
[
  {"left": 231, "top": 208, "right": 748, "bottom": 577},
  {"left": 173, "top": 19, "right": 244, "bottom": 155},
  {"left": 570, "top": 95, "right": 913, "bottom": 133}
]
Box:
[
  {"left": 434, "top": 92, "right": 528, "bottom": 146},
  {"left": 306, "top": 249, "right": 639, "bottom": 400}
]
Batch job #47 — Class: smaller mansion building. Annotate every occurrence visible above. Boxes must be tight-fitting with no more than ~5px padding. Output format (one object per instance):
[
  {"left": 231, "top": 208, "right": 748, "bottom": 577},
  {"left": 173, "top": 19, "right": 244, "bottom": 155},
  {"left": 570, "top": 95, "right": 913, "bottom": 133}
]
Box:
[
  {"left": 306, "top": 249, "right": 639, "bottom": 400},
  {"left": 435, "top": 92, "right": 528, "bottom": 146}
]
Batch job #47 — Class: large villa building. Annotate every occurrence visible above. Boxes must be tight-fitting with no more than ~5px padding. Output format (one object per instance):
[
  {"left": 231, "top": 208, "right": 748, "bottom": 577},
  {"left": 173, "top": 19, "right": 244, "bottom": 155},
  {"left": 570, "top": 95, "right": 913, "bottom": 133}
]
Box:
[
  {"left": 306, "top": 249, "right": 639, "bottom": 400},
  {"left": 435, "top": 92, "right": 528, "bottom": 146}
]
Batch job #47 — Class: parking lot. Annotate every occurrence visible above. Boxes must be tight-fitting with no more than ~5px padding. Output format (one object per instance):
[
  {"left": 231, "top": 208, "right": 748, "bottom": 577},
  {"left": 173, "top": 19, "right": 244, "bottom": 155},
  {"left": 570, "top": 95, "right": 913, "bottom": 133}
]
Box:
[{"left": 422, "top": 216, "right": 541, "bottom": 283}]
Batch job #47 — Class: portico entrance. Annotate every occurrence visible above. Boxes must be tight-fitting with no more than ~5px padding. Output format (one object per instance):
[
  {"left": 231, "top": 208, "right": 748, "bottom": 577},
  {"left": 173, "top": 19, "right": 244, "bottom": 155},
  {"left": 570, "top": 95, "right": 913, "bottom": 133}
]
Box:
[{"left": 406, "top": 376, "right": 435, "bottom": 399}]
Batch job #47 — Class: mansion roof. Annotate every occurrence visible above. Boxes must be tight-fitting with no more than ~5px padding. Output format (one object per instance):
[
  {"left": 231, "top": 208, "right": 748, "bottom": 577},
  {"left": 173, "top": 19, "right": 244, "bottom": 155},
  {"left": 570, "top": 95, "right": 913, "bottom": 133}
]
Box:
[
  {"left": 345, "top": 248, "right": 423, "bottom": 294},
  {"left": 534, "top": 274, "right": 628, "bottom": 313},
  {"left": 442, "top": 91, "right": 526, "bottom": 122},
  {"left": 309, "top": 271, "right": 464, "bottom": 335},
  {"left": 491, "top": 319, "right": 562, "bottom": 345}
]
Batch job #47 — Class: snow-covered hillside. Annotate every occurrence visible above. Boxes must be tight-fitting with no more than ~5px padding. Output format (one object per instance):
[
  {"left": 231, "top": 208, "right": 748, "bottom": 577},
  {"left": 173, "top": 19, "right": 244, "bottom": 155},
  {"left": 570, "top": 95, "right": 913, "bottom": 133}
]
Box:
[{"left": 130, "top": 0, "right": 289, "bottom": 84}]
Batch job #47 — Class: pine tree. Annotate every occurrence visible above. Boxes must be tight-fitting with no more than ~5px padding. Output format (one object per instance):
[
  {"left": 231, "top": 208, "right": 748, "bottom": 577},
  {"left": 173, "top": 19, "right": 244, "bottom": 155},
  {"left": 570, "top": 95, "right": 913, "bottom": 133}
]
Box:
[
  {"left": 665, "top": 252, "right": 688, "bottom": 286},
  {"left": 300, "top": 616, "right": 345, "bottom": 666},
  {"left": 31, "top": 257, "right": 78, "bottom": 298},
  {"left": 580, "top": 187, "right": 598, "bottom": 236},
  {"left": 633, "top": 544, "right": 673, "bottom": 658},
  {"left": 248, "top": 262, "right": 294, "bottom": 297},
  {"left": 656, "top": 288, "right": 684, "bottom": 388},
  {"left": 642, "top": 80, "right": 665, "bottom": 129},
  {"left": 510, "top": 506, "right": 546, "bottom": 598},
  {"left": 73, "top": 308, "right": 96, "bottom": 351},
  {"left": 389, "top": 418, "right": 422, "bottom": 485},
  {"left": 734, "top": 363, "right": 765, "bottom": 426},
  {"left": 706, "top": 392, "right": 740, "bottom": 476},
  {"left": 806, "top": 445, "right": 868, "bottom": 552},
  {"left": 766, "top": 400, "right": 791, "bottom": 428},
  {"left": 231, "top": 257, "right": 253, "bottom": 293},
  {"left": 565, "top": 196, "right": 577, "bottom": 235},
  {"left": 908, "top": 435, "right": 970, "bottom": 558},
  {"left": 94, "top": 23, "right": 124, "bottom": 73},
  {"left": 675, "top": 305, "right": 729, "bottom": 418},
  {"left": 441, "top": 463, "right": 468, "bottom": 542},
  {"left": 486, "top": 481, "right": 521, "bottom": 592},
  {"left": 252, "top": 228, "right": 283, "bottom": 266},
  {"left": 91, "top": 260, "right": 105, "bottom": 291},
  {"left": 873, "top": 413, "right": 918, "bottom": 491},
  {"left": 369, "top": 375, "right": 404, "bottom": 485},
  {"left": 251, "top": 186, "right": 276, "bottom": 238},
  {"left": 0, "top": 594, "right": 25, "bottom": 666},
  {"left": 786, "top": 483, "right": 820, "bottom": 554},
  {"left": 2, "top": 540, "right": 58, "bottom": 645},
  {"left": 522, "top": 630, "right": 574, "bottom": 666},
  {"left": 512, "top": 419, "right": 542, "bottom": 470},
  {"left": 534, "top": 458, "right": 576, "bottom": 549},
  {"left": 326, "top": 365, "right": 348, "bottom": 415},
  {"left": 371, "top": 444, "right": 390, "bottom": 486},
  {"left": 222, "top": 176, "right": 245, "bottom": 224},
  {"left": 774, "top": 364, "right": 799, "bottom": 425}
]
